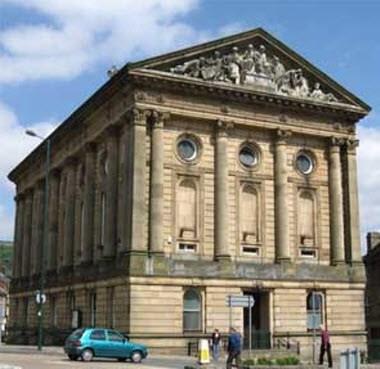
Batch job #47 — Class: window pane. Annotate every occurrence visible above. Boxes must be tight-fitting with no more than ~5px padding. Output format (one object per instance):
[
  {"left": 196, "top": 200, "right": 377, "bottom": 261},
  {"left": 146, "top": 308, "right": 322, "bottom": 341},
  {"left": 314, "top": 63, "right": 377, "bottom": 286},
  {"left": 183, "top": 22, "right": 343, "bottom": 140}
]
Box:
[
  {"left": 184, "top": 290, "right": 200, "bottom": 311},
  {"left": 107, "top": 330, "right": 123, "bottom": 342},
  {"left": 307, "top": 293, "right": 322, "bottom": 310},
  {"left": 184, "top": 312, "right": 200, "bottom": 331},
  {"left": 90, "top": 329, "right": 105, "bottom": 340},
  {"left": 307, "top": 312, "right": 322, "bottom": 329}
]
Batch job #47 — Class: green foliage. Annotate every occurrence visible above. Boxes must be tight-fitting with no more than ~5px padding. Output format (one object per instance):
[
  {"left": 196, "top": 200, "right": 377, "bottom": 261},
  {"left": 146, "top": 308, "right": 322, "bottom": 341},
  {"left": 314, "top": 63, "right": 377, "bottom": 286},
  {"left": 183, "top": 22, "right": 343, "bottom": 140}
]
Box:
[
  {"left": 243, "top": 355, "right": 300, "bottom": 366},
  {"left": 0, "top": 241, "right": 13, "bottom": 277}
]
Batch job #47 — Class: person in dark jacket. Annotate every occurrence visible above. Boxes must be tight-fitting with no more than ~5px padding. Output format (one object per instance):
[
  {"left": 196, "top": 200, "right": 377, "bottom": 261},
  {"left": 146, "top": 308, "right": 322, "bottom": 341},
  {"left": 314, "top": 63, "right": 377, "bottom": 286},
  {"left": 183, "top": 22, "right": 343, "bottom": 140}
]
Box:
[
  {"left": 319, "top": 325, "right": 333, "bottom": 368},
  {"left": 211, "top": 328, "right": 221, "bottom": 361},
  {"left": 226, "top": 327, "right": 241, "bottom": 369}
]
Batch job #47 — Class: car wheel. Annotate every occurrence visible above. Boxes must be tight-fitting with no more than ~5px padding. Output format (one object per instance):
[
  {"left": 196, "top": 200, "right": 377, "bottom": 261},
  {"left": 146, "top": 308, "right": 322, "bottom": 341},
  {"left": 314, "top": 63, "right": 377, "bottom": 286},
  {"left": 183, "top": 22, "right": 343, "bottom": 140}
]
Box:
[
  {"left": 81, "top": 348, "right": 94, "bottom": 362},
  {"left": 68, "top": 354, "right": 78, "bottom": 361},
  {"left": 131, "top": 350, "right": 142, "bottom": 363}
]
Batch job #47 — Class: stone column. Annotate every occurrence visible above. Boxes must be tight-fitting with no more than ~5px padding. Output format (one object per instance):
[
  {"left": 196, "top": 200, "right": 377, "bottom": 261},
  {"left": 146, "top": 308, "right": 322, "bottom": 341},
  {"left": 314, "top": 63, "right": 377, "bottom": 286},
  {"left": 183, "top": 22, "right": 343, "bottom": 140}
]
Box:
[
  {"left": 63, "top": 158, "right": 77, "bottom": 267},
  {"left": 344, "top": 139, "right": 361, "bottom": 263},
  {"left": 30, "top": 182, "right": 44, "bottom": 275},
  {"left": 47, "top": 170, "right": 60, "bottom": 271},
  {"left": 103, "top": 126, "right": 119, "bottom": 258},
  {"left": 149, "top": 111, "right": 167, "bottom": 254},
  {"left": 215, "top": 120, "right": 230, "bottom": 259},
  {"left": 82, "top": 143, "right": 96, "bottom": 263},
  {"left": 57, "top": 171, "right": 66, "bottom": 269},
  {"left": 274, "top": 129, "right": 291, "bottom": 263},
  {"left": 21, "top": 189, "right": 33, "bottom": 277},
  {"left": 329, "top": 137, "right": 345, "bottom": 264},
  {"left": 130, "top": 108, "right": 148, "bottom": 252},
  {"left": 13, "top": 193, "right": 25, "bottom": 278},
  {"left": 118, "top": 122, "right": 131, "bottom": 253}
]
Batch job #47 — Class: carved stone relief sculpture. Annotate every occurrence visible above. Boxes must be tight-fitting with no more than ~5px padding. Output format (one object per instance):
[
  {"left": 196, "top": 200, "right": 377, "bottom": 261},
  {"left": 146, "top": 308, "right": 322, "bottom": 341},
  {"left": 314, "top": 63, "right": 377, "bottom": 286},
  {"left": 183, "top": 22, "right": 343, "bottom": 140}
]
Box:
[{"left": 170, "top": 44, "right": 340, "bottom": 103}]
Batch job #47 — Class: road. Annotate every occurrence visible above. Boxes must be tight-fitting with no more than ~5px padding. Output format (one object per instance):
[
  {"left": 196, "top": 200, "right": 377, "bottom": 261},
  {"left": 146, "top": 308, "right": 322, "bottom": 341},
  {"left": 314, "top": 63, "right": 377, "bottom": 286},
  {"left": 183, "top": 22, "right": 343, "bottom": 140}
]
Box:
[{"left": 0, "top": 352, "right": 203, "bottom": 369}]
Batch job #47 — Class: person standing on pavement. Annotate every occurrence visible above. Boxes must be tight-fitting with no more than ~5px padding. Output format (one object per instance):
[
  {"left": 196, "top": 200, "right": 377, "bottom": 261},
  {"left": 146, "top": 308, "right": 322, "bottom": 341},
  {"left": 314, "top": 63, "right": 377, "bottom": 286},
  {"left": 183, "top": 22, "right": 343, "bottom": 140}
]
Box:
[
  {"left": 226, "top": 327, "right": 242, "bottom": 369},
  {"left": 319, "top": 325, "right": 333, "bottom": 368},
  {"left": 211, "top": 328, "right": 221, "bottom": 361}
]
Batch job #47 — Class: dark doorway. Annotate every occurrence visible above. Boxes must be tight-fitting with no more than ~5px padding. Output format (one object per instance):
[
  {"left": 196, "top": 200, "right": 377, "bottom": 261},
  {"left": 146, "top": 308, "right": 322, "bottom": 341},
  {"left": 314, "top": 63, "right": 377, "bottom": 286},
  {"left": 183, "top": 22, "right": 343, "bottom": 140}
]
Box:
[{"left": 243, "top": 291, "right": 271, "bottom": 349}]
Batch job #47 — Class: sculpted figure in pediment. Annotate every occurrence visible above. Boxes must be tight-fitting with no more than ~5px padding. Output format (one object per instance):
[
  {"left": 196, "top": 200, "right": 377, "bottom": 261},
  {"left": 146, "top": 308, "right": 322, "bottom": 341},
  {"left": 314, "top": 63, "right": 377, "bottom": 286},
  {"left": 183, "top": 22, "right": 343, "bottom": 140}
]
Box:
[{"left": 169, "top": 43, "right": 341, "bottom": 104}]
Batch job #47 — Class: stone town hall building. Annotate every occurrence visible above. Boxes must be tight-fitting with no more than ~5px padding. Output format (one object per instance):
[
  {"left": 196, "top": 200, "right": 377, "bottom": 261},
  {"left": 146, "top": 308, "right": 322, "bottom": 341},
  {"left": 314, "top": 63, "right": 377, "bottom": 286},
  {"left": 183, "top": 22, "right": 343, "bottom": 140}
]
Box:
[{"left": 8, "top": 28, "right": 370, "bottom": 357}]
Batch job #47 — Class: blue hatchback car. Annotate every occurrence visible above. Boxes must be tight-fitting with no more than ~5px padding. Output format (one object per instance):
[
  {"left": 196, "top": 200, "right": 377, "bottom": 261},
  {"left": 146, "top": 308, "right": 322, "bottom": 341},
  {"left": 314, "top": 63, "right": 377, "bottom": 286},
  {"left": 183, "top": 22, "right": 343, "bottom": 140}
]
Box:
[{"left": 64, "top": 328, "right": 148, "bottom": 363}]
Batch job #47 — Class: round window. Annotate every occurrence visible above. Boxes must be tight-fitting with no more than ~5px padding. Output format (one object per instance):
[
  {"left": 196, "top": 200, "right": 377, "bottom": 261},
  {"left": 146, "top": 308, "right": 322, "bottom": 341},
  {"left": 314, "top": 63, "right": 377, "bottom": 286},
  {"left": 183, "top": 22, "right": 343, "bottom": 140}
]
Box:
[
  {"left": 239, "top": 146, "right": 258, "bottom": 168},
  {"left": 177, "top": 138, "right": 197, "bottom": 162},
  {"left": 296, "top": 153, "right": 313, "bottom": 175}
]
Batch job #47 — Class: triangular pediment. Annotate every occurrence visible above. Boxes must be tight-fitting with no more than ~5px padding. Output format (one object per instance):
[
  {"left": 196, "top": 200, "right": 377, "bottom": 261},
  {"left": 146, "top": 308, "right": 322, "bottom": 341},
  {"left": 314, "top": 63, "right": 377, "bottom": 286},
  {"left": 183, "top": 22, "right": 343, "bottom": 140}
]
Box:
[{"left": 128, "top": 28, "right": 370, "bottom": 112}]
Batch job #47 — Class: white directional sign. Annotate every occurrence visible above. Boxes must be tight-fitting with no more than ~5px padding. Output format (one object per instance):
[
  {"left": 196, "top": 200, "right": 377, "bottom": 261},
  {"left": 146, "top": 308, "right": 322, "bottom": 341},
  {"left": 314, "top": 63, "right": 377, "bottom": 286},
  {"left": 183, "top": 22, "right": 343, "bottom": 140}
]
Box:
[
  {"left": 225, "top": 295, "right": 255, "bottom": 308},
  {"left": 35, "top": 290, "right": 47, "bottom": 304}
]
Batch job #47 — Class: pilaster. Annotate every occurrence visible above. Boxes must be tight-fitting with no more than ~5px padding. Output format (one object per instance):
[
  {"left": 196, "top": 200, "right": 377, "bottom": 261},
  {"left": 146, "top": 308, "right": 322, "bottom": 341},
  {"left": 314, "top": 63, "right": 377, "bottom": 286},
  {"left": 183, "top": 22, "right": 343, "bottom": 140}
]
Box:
[
  {"left": 130, "top": 108, "right": 150, "bottom": 252},
  {"left": 344, "top": 139, "right": 361, "bottom": 264},
  {"left": 21, "top": 189, "right": 33, "bottom": 277},
  {"left": 329, "top": 137, "right": 345, "bottom": 265},
  {"left": 215, "top": 120, "right": 231, "bottom": 260},
  {"left": 149, "top": 110, "right": 168, "bottom": 255},
  {"left": 63, "top": 157, "right": 77, "bottom": 267},
  {"left": 103, "top": 126, "right": 119, "bottom": 258},
  {"left": 82, "top": 143, "right": 96, "bottom": 264},
  {"left": 47, "top": 169, "right": 60, "bottom": 271},
  {"left": 274, "top": 128, "right": 292, "bottom": 263}
]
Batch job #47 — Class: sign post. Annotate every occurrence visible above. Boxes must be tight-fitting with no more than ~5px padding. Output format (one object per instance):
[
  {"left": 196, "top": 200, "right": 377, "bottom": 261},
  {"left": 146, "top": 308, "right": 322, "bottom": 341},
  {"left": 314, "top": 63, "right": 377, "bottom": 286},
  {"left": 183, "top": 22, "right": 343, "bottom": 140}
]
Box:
[{"left": 226, "top": 295, "right": 255, "bottom": 355}]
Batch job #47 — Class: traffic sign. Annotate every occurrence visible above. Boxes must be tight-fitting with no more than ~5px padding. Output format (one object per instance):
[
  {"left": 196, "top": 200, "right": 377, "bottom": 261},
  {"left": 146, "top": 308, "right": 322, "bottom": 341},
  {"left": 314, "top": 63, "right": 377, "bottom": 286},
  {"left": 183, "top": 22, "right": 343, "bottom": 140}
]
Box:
[
  {"left": 35, "top": 290, "right": 46, "bottom": 304},
  {"left": 225, "top": 295, "right": 255, "bottom": 308}
]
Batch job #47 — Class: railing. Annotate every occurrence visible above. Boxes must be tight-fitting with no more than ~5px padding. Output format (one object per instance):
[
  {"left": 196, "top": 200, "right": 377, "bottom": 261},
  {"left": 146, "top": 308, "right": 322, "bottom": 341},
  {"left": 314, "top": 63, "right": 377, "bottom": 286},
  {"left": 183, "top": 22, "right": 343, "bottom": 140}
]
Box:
[
  {"left": 274, "top": 333, "right": 300, "bottom": 355},
  {"left": 368, "top": 339, "right": 380, "bottom": 362},
  {"left": 243, "top": 330, "right": 271, "bottom": 350}
]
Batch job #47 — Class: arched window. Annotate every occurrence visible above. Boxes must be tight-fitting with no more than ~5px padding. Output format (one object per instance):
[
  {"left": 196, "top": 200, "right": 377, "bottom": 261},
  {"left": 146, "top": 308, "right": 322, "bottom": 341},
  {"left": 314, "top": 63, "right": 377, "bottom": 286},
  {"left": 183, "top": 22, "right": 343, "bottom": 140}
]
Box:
[
  {"left": 307, "top": 292, "right": 324, "bottom": 330},
  {"left": 298, "top": 190, "right": 315, "bottom": 247},
  {"left": 183, "top": 289, "right": 202, "bottom": 332},
  {"left": 177, "top": 179, "right": 197, "bottom": 240},
  {"left": 240, "top": 184, "right": 259, "bottom": 244}
]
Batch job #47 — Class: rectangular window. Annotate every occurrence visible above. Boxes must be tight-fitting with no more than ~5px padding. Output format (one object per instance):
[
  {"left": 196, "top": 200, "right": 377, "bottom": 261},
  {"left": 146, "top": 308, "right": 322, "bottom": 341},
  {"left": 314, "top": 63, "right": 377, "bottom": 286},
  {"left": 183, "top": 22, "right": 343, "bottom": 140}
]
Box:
[
  {"left": 50, "top": 296, "right": 57, "bottom": 327},
  {"left": 106, "top": 287, "right": 115, "bottom": 329},
  {"left": 90, "top": 292, "right": 97, "bottom": 327},
  {"left": 242, "top": 245, "right": 260, "bottom": 256},
  {"left": 300, "top": 248, "right": 317, "bottom": 258},
  {"left": 178, "top": 243, "right": 197, "bottom": 253}
]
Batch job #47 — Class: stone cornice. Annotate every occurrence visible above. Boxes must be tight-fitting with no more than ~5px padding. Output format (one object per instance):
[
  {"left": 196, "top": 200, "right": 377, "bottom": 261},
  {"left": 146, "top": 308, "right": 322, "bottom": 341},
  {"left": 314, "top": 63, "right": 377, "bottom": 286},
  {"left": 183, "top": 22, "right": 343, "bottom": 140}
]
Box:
[{"left": 129, "top": 68, "right": 367, "bottom": 120}]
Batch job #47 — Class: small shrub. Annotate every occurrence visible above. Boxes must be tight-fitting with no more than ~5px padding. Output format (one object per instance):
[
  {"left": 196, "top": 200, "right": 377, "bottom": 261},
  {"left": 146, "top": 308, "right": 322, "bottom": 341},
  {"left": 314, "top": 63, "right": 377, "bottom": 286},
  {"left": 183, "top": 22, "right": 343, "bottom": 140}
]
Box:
[
  {"left": 257, "top": 357, "right": 273, "bottom": 365},
  {"left": 243, "top": 358, "right": 255, "bottom": 365}
]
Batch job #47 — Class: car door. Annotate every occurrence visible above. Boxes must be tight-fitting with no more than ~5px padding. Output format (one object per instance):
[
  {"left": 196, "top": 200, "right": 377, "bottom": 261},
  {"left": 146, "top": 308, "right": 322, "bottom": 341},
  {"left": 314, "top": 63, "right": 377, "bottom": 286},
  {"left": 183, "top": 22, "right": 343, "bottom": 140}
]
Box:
[
  {"left": 88, "top": 329, "right": 109, "bottom": 357},
  {"left": 106, "top": 330, "right": 127, "bottom": 358}
]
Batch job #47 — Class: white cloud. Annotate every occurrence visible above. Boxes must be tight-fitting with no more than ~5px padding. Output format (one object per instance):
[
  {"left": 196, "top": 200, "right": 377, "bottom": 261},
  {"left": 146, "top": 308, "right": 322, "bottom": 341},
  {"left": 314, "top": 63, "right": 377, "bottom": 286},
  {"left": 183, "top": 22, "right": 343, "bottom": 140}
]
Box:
[
  {"left": 0, "top": 0, "right": 207, "bottom": 83},
  {"left": 358, "top": 121, "right": 380, "bottom": 252},
  {"left": 0, "top": 101, "right": 58, "bottom": 240}
]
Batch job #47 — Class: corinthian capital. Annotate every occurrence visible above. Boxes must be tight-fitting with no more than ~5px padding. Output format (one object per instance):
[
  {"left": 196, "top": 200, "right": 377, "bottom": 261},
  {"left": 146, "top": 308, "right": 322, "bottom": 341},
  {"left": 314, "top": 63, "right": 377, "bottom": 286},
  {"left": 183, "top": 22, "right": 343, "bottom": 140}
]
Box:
[
  {"left": 151, "top": 110, "right": 170, "bottom": 128},
  {"left": 216, "top": 119, "right": 234, "bottom": 137},
  {"left": 275, "top": 128, "right": 292, "bottom": 143},
  {"left": 345, "top": 138, "right": 359, "bottom": 152},
  {"left": 330, "top": 136, "right": 345, "bottom": 147},
  {"left": 128, "top": 108, "right": 150, "bottom": 126}
]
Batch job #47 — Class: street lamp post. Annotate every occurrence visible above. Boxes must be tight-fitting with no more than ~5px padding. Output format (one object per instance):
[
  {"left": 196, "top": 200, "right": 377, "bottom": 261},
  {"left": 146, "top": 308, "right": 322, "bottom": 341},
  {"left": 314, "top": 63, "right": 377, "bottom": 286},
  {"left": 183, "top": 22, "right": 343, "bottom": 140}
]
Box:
[{"left": 25, "top": 130, "right": 50, "bottom": 351}]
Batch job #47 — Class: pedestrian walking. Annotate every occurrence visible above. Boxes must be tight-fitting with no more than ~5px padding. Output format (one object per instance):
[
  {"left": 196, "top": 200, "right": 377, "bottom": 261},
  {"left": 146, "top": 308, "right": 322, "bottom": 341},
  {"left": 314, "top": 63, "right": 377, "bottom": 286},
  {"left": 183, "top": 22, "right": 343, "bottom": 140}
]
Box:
[
  {"left": 226, "top": 327, "right": 242, "bottom": 369},
  {"left": 319, "top": 325, "right": 333, "bottom": 368},
  {"left": 211, "top": 328, "right": 221, "bottom": 361}
]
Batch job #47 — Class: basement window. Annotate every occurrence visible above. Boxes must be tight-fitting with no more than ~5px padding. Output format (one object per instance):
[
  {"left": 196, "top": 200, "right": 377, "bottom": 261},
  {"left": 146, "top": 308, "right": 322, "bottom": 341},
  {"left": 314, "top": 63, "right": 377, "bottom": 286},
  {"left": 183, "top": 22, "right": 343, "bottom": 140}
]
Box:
[
  {"left": 242, "top": 246, "right": 260, "bottom": 256},
  {"left": 300, "top": 248, "right": 317, "bottom": 258},
  {"left": 178, "top": 243, "right": 197, "bottom": 253}
]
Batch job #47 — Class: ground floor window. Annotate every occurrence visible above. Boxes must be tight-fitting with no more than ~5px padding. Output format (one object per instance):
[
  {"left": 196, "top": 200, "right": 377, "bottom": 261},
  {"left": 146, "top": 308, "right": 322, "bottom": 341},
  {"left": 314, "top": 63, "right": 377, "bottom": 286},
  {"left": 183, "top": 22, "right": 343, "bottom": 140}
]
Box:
[
  {"left": 307, "top": 291, "right": 324, "bottom": 330},
  {"left": 183, "top": 289, "right": 202, "bottom": 332}
]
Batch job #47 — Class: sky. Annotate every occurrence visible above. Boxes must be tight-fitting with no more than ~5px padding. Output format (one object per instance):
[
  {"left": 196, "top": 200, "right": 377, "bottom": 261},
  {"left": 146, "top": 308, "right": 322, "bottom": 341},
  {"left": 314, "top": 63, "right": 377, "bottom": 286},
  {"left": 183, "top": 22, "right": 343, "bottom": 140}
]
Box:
[{"left": 0, "top": 0, "right": 379, "bottom": 253}]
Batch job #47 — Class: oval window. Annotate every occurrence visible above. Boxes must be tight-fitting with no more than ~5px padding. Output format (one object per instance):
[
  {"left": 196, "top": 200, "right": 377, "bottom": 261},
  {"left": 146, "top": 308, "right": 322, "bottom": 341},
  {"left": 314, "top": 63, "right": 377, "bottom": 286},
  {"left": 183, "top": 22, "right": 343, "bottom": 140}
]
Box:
[
  {"left": 178, "top": 139, "right": 197, "bottom": 162},
  {"left": 296, "top": 153, "right": 313, "bottom": 175},
  {"left": 239, "top": 146, "right": 258, "bottom": 168}
]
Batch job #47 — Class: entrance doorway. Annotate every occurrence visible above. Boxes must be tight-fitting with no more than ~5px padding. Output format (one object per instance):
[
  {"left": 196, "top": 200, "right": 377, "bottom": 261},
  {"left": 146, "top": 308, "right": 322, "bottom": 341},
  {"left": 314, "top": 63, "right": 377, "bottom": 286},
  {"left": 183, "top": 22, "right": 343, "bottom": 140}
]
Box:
[{"left": 243, "top": 291, "right": 271, "bottom": 349}]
